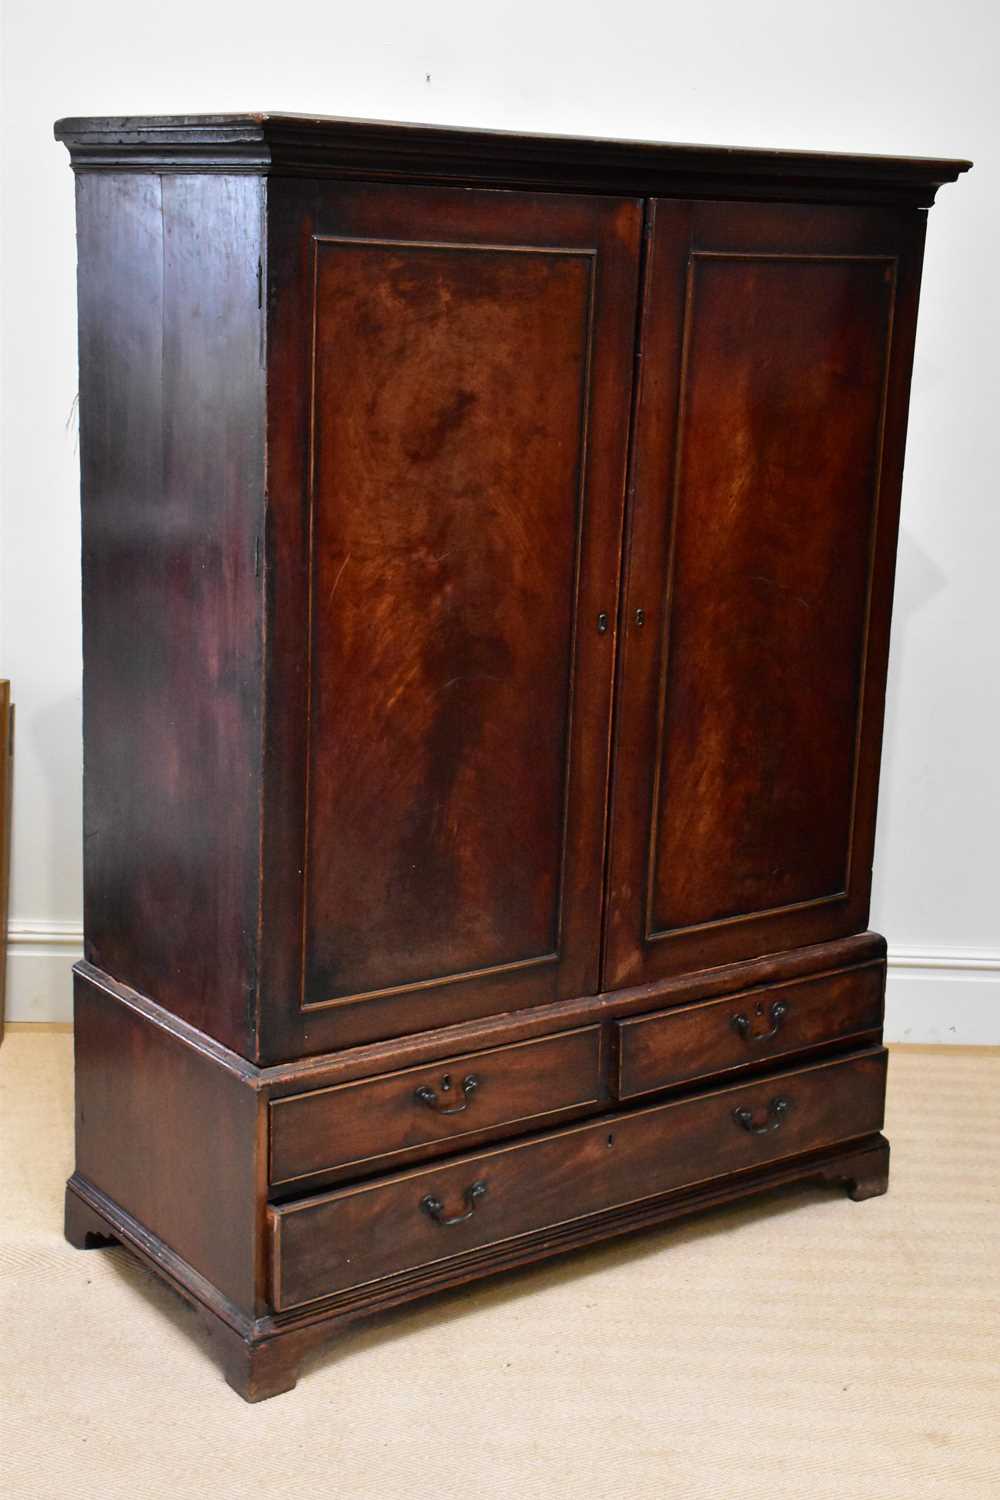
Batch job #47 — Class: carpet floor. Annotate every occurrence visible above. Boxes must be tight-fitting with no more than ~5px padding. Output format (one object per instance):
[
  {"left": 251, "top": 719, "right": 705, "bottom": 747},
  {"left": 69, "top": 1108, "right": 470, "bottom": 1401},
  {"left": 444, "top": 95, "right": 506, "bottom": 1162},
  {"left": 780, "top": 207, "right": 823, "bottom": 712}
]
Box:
[{"left": 1, "top": 1031, "right": 997, "bottom": 1500}]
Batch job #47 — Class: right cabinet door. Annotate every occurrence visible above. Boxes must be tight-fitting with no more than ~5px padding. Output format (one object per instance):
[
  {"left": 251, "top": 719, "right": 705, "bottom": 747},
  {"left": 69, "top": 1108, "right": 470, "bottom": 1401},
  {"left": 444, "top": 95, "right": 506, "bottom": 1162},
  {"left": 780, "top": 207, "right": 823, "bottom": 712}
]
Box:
[{"left": 604, "top": 198, "right": 926, "bottom": 989}]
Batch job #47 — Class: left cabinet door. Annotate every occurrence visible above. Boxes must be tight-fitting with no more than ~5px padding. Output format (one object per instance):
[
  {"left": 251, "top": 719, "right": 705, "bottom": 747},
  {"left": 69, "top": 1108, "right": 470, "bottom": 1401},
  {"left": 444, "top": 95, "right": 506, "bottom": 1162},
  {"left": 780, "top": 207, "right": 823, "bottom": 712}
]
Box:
[{"left": 260, "top": 182, "right": 641, "bottom": 1059}]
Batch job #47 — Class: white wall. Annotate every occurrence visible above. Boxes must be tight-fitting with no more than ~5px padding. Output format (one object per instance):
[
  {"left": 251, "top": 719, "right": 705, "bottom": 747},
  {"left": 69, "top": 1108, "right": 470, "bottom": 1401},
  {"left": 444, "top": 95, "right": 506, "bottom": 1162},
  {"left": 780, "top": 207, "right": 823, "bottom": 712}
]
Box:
[{"left": 1, "top": 0, "right": 997, "bottom": 1034}]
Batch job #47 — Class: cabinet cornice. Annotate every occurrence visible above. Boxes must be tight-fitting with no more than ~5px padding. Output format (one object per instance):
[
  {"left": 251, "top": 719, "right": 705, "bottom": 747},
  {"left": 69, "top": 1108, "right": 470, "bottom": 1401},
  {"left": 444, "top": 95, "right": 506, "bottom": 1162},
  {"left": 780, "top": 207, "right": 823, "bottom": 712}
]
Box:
[{"left": 54, "top": 113, "right": 971, "bottom": 207}]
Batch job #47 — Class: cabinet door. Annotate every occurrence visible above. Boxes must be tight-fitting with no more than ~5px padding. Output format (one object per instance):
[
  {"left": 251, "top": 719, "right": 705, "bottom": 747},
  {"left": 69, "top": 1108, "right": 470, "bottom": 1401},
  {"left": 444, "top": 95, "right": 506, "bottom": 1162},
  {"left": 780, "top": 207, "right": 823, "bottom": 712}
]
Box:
[
  {"left": 262, "top": 181, "right": 641, "bottom": 1059},
  {"left": 604, "top": 199, "right": 925, "bottom": 989}
]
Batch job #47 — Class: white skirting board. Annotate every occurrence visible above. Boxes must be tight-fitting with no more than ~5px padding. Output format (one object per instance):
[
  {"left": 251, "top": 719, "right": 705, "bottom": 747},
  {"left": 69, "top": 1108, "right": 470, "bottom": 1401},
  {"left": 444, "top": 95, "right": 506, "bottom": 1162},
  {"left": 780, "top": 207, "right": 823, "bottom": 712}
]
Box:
[
  {"left": 4, "top": 923, "right": 1000, "bottom": 1042},
  {"left": 882, "top": 947, "right": 1000, "bottom": 1045},
  {"left": 5, "top": 921, "right": 80, "bottom": 1022}
]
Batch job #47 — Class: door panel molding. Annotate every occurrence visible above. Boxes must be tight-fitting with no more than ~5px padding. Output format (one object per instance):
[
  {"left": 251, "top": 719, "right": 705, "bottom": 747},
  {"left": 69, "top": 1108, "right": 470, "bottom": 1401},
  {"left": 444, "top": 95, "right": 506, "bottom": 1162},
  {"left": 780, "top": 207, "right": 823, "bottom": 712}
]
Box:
[
  {"left": 260, "top": 181, "right": 642, "bottom": 1060},
  {"left": 643, "top": 250, "right": 898, "bottom": 942},
  {"left": 299, "top": 236, "right": 598, "bottom": 1013},
  {"left": 604, "top": 200, "right": 926, "bottom": 990}
]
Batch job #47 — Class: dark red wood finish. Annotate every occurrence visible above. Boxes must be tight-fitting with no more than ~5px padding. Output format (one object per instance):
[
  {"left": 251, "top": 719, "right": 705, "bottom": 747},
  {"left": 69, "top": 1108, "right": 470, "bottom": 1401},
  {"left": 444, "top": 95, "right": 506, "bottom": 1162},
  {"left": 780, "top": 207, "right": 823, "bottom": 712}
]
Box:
[
  {"left": 72, "top": 967, "right": 263, "bottom": 1313},
  {"left": 74, "top": 171, "right": 265, "bottom": 1053},
  {"left": 304, "top": 237, "right": 596, "bottom": 1003},
  {"left": 615, "top": 960, "right": 885, "bottom": 1099},
  {"left": 269, "top": 1026, "right": 603, "bottom": 1188},
  {"left": 605, "top": 199, "right": 928, "bottom": 988},
  {"left": 260, "top": 180, "right": 641, "bottom": 1060},
  {"left": 54, "top": 114, "right": 968, "bottom": 1402},
  {"left": 54, "top": 113, "right": 970, "bottom": 208},
  {"left": 270, "top": 1047, "right": 888, "bottom": 1310},
  {"left": 66, "top": 1124, "right": 892, "bottom": 1402}
]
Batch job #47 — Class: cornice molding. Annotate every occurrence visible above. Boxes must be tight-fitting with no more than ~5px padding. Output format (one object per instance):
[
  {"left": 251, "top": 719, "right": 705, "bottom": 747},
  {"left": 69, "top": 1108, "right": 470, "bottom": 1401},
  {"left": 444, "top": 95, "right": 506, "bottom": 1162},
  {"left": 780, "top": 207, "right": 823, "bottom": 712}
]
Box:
[{"left": 53, "top": 114, "right": 972, "bottom": 209}]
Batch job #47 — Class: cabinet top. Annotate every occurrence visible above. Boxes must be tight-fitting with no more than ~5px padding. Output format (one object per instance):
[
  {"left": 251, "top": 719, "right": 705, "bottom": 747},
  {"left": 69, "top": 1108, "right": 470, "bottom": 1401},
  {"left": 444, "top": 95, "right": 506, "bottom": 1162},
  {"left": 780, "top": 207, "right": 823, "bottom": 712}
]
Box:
[{"left": 54, "top": 112, "right": 970, "bottom": 208}]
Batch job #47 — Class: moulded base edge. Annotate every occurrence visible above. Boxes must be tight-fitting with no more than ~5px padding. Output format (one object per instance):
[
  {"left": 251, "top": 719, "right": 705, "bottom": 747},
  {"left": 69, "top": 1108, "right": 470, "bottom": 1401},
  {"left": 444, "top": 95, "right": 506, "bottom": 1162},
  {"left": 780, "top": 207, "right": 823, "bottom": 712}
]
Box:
[{"left": 65, "top": 1130, "right": 890, "bottom": 1402}]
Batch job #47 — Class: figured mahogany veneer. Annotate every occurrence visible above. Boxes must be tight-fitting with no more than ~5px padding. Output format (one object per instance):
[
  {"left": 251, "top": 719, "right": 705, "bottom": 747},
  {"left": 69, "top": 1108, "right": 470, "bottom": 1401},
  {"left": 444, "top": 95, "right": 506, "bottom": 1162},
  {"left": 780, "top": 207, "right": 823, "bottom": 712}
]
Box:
[
  {"left": 269, "top": 1027, "right": 604, "bottom": 1188},
  {"left": 270, "top": 1048, "right": 887, "bottom": 1312},
  {"left": 615, "top": 962, "right": 885, "bottom": 1100},
  {"left": 55, "top": 112, "right": 969, "bottom": 1401}
]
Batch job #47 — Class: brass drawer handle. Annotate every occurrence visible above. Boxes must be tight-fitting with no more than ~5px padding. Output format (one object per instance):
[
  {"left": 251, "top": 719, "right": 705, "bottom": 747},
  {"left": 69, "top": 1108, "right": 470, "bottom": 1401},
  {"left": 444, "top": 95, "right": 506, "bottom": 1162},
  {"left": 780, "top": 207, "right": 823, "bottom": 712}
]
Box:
[
  {"left": 421, "top": 1180, "right": 488, "bottom": 1227},
  {"left": 414, "top": 1073, "right": 480, "bottom": 1115},
  {"left": 731, "top": 999, "right": 789, "bottom": 1043},
  {"left": 733, "top": 1097, "right": 791, "bottom": 1135}
]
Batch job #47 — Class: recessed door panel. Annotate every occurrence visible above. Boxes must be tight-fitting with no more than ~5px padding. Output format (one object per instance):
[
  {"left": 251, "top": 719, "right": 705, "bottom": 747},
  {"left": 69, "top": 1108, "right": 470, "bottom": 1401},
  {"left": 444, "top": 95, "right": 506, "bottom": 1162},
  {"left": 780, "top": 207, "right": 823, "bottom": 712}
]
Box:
[
  {"left": 650, "top": 252, "right": 892, "bottom": 933},
  {"left": 262, "top": 182, "right": 641, "bottom": 1059},
  {"left": 605, "top": 200, "right": 926, "bottom": 988},
  {"left": 306, "top": 239, "right": 591, "bottom": 1001}
]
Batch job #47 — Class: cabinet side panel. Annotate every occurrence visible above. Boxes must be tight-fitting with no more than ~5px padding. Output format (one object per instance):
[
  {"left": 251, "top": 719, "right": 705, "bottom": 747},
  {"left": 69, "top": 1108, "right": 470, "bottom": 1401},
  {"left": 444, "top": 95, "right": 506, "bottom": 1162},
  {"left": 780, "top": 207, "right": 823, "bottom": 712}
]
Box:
[
  {"left": 76, "top": 172, "right": 265, "bottom": 1052},
  {"left": 72, "top": 968, "right": 261, "bottom": 1314}
]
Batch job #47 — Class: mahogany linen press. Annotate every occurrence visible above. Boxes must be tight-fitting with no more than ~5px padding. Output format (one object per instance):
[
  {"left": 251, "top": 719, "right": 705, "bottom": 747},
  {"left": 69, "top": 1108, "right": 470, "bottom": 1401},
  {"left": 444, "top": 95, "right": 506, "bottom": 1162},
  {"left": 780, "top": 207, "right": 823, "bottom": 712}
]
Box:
[{"left": 55, "top": 114, "right": 970, "bottom": 1400}]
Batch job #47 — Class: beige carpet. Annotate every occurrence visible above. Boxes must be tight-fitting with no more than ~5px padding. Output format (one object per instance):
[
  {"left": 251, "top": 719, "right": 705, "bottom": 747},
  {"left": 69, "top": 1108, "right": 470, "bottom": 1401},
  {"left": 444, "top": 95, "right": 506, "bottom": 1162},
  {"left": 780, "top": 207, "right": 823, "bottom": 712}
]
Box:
[{"left": 1, "top": 1032, "right": 997, "bottom": 1500}]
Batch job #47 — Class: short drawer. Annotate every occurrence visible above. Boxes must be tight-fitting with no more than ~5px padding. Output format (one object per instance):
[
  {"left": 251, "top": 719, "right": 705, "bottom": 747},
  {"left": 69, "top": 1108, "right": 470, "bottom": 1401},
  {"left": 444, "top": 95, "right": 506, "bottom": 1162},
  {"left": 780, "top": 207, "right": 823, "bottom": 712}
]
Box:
[
  {"left": 615, "top": 962, "right": 884, "bottom": 1101},
  {"left": 269, "top": 1046, "right": 887, "bottom": 1310},
  {"left": 269, "top": 1026, "right": 603, "bottom": 1186}
]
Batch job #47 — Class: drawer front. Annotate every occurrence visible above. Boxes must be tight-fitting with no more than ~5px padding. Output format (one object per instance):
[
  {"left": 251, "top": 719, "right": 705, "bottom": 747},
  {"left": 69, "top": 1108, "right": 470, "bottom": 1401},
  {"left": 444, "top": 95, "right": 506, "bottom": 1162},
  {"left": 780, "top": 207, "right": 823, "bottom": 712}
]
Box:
[
  {"left": 269, "top": 1046, "right": 886, "bottom": 1310},
  {"left": 615, "top": 962, "right": 884, "bottom": 1101},
  {"left": 269, "top": 1026, "right": 603, "bottom": 1186}
]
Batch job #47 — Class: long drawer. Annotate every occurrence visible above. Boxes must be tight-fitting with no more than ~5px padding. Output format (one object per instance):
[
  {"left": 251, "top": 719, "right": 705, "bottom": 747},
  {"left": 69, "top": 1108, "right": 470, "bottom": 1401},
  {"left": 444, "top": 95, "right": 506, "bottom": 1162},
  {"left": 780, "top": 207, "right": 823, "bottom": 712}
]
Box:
[
  {"left": 615, "top": 962, "right": 884, "bottom": 1100},
  {"left": 269, "top": 1026, "right": 603, "bottom": 1186},
  {"left": 269, "top": 1045, "right": 887, "bottom": 1311}
]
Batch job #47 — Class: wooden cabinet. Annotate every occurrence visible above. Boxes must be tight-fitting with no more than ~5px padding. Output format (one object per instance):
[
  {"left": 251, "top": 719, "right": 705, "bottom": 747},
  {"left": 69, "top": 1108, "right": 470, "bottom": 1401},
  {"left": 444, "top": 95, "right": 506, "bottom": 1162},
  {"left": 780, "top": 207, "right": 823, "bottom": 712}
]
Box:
[{"left": 55, "top": 113, "right": 970, "bottom": 1402}]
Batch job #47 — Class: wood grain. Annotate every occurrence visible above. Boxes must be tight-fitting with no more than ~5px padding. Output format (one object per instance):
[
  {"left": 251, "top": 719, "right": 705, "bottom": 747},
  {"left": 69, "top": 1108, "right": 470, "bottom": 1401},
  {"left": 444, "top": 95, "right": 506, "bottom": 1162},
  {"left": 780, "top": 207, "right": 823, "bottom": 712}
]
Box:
[
  {"left": 55, "top": 114, "right": 966, "bottom": 1402},
  {"left": 72, "top": 967, "right": 263, "bottom": 1312},
  {"left": 605, "top": 200, "right": 928, "bottom": 986},
  {"left": 615, "top": 960, "right": 885, "bottom": 1099},
  {"left": 260, "top": 180, "right": 641, "bottom": 1060},
  {"left": 304, "top": 238, "right": 594, "bottom": 1005},
  {"left": 53, "top": 114, "right": 971, "bottom": 208},
  {"left": 74, "top": 171, "right": 265, "bottom": 1054},
  {"left": 270, "top": 1047, "right": 888, "bottom": 1310},
  {"left": 270, "top": 1026, "right": 603, "bottom": 1187}
]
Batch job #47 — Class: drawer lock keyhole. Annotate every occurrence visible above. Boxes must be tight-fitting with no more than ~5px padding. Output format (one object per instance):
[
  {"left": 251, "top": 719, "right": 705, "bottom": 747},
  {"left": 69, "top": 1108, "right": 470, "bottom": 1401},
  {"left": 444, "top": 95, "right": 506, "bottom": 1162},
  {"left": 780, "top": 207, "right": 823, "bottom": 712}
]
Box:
[{"left": 414, "top": 1073, "right": 480, "bottom": 1115}]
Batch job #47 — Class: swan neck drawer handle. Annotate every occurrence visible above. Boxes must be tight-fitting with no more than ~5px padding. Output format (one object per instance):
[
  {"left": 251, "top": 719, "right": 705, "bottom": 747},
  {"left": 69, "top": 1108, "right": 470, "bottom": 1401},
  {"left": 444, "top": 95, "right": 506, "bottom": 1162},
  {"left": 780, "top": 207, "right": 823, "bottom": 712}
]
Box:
[
  {"left": 731, "top": 999, "right": 789, "bottom": 1043},
  {"left": 733, "top": 1097, "right": 792, "bottom": 1135},
  {"left": 414, "top": 1073, "right": 480, "bottom": 1115},
  {"left": 421, "top": 1180, "right": 488, "bottom": 1227}
]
